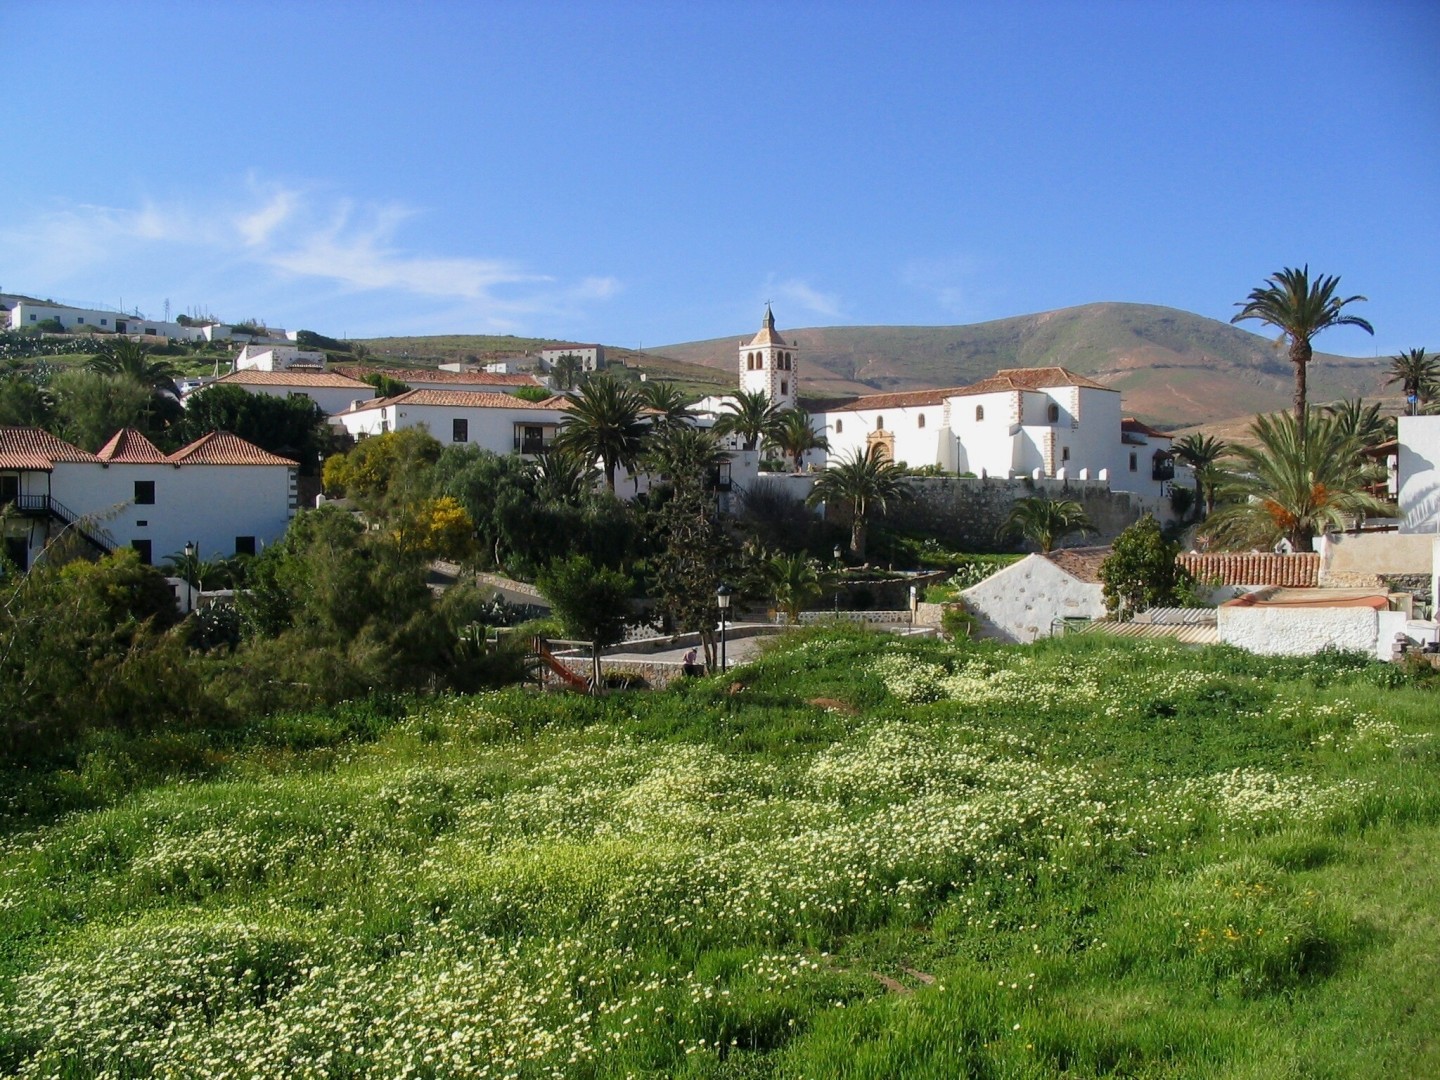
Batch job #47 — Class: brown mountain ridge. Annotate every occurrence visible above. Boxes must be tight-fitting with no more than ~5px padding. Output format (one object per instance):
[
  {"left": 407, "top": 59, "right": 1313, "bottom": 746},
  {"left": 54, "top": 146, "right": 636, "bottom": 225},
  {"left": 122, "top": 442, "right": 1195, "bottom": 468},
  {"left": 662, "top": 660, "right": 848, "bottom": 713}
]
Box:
[{"left": 645, "top": 302, "right": 1394, "bottom": 429}]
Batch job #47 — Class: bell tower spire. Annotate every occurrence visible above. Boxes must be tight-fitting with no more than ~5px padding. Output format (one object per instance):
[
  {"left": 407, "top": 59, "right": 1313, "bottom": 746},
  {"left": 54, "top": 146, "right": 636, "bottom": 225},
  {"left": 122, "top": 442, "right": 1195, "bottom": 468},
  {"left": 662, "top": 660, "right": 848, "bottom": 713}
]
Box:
[{"left": 737, "top": 303, "right": 797, "bottom": 410}]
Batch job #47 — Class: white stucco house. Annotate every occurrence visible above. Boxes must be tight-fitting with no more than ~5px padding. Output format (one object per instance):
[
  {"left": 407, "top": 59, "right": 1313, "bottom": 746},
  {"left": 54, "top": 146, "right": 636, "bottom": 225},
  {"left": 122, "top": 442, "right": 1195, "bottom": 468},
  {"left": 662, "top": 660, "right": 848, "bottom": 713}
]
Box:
[
  {"left": 192, "top": 370, "right": 377, "bottom": 415},
  {"left": 233, "top": 344, "right": 327, "bottom": 372},
  {"left": 0, "top": 426, "right": 298, "bottom": 571},
  {"left": 1216, "top": 588, "right": 1411, "bottom": 661},
  {"left": 333, "top": 390, "right": 573, "bottom": 454},
  {"left": 960, "top": 546, "right": 1109, "bottom": 643},
  {"left": 537, "top": 345, "right": 605, "bottom": 372}
]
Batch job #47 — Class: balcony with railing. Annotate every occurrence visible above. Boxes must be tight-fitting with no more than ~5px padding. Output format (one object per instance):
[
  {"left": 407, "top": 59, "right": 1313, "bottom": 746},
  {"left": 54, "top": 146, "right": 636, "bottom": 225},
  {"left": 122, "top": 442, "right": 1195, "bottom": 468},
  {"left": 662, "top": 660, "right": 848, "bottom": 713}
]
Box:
[{"left": 513, "top": 424, "right": 559, "bottom": 456}]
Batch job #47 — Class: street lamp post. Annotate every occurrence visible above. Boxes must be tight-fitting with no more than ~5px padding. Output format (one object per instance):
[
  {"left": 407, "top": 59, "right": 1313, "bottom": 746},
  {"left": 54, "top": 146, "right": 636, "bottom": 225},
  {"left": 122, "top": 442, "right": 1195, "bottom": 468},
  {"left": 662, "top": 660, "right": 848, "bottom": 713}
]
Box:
[
  {"left": 183, "top": 540, "right": 196, "bottom": 613},
  {"left": 909, "top": 584, "right": 918, "bottom": 631},
  {"left": 716, "top": 583, "right": 732, "bottom": 673}
]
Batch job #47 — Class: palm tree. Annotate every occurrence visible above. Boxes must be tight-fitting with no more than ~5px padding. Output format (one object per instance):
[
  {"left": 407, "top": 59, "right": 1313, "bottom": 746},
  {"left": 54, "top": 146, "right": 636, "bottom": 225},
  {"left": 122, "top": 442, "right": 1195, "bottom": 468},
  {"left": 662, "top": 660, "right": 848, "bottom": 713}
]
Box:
[
  {"left": 552, "top": 353, "right": 583, "bottom": 391},
  {"left": 1203, "top": 409, "right": 1394, "bottom": 552},
  {"left": 1322, "top": 399, "right": 1392, "bottom": 450},
  {"left": 638, "top": 381, "right": 694, "bottom": 430},
  {"left": 1385, "top": 348, "right": 1438, "bottom": 415},
  {"left": 997, "top": 495, "right": 1095, "bottom": 553},
  {"left": 532, "top": 449, "right": 598, "bottom": 506},
  {"left": 551, "top": 376, "right": 647, "bottom": 494},
  {"left": 88, "top": 338, "right": 184, "bottom": 398},
  {"left": 1231, "top": 265, "right": 1372, "bottom": 424},
  {"left": 766, "top": 552, "right": 823, "bottom": 624},
  {"left": 713, "top": 390, "right": 781, "bottom": 451},
  {"left": 1172, "top": 433, "right": 1229, "bottom": 520},
  {"left": 806, "top": 444, "right": 911, "bottom": 561},
  {"left": 768, "top": 409, "right": 829, "bottom": 472},
  {"left": 642, "top": 423, "right": 725, "bottom": 486}
]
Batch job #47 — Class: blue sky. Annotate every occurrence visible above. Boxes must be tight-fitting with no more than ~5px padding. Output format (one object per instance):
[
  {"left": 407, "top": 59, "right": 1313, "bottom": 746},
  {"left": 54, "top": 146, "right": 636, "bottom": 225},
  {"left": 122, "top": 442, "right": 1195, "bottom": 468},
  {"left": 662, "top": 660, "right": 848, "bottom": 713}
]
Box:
[{"left": 4, "top": 1, "right": 1436, "bottom": 355}]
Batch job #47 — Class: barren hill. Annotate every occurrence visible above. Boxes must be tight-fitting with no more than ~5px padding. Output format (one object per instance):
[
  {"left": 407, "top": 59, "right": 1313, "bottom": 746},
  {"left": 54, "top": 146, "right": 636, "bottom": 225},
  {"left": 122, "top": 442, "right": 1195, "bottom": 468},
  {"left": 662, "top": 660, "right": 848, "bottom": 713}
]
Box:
[{"left": 647, "top": 302, "right": 1392, "bottom": 428}]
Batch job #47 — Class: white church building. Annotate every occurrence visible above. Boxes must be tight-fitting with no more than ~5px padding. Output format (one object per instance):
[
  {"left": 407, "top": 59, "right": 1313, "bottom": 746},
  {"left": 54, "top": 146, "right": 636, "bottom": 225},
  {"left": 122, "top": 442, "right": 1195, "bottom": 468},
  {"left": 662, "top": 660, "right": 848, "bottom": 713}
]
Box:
[{"left": 694, "top": 307, "right": 1175, "bottom": 499}]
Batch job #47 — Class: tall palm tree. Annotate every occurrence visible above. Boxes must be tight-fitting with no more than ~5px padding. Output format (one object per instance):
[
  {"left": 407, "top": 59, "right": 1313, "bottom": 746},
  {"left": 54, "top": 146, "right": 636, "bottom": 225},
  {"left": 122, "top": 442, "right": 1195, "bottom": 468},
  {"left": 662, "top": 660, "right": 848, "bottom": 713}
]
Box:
[
  {"left": 1385, "top": 348, "right": 1438, "bottom": 415},
  {"left": 87, "top": 339, "right": 183, "bottom": 397},
  {"left": 552, "top": 353, "right": 583, "bottom": 391},
  {"left": 551, "top": 375, "right": 647, "bottom": 494},
  {"left": 1204, "top": 409, "right": 1394, "bottom": 552},
  {"left": 532, "top": 449, "right": 598, "bottom": 506},
  {"left": 713, "top": 389, "right": 781, "bottom": 451},
  {"left": 1172, "top": 433, "right": 1229, "bottom": 520},
  {"left": 1231, "top": 265, "right": 1372, "bottom": 424},
  {"left": 768, "top": 409, "right": 828, "bottom": 472},
  {"left": 997, "top": 495, "right": 1095, "bottom": 553},
  {"left": 806, "top": 444, "right": 911, "bottom": 561}
]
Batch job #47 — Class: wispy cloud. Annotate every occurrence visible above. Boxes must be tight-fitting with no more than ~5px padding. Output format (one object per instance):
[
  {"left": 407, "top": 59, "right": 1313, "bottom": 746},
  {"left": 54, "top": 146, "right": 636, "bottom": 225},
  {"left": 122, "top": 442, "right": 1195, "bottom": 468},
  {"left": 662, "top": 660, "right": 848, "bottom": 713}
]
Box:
[
  {"left": 899, "top": 255, "right": 996, "bottom": 323},
  {"left": 0, "top": 181, "right": 620, "bottom": 334},
  {"left": 772, "top": 278, "right": 844, "bottom": 321}
]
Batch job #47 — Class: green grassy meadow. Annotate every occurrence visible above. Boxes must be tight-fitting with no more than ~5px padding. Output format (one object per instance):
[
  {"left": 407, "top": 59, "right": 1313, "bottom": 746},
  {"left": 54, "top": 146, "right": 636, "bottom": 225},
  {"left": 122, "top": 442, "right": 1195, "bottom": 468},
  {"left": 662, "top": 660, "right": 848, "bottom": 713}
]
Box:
[{"left": 2, "top": 629, "right": 1438, "bottom": 1078}]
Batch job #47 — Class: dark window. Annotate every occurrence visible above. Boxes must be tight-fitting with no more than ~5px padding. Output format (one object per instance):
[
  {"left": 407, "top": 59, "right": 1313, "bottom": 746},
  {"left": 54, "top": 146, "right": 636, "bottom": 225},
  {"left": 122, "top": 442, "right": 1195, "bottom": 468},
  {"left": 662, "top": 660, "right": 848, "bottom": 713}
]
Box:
[
  {"left": 975, "top": 405, "right": 984, "bottom": 421},
  {"left": 1047, "top": 403, "right": 1060, "bottom": 423},
  {"left": 100, "top": 319, "right": 107, "bottom": 326},
  {"left": 134, "top": 480, "right": 155, "bottom": 505},
  {"left": 131, "top": 539, "right": 152, "bottom": 565},
  {"left": 1129, "top": 452, "right": 1138, "bottom": 471},
  {"left": 1062, "top": 446, "right": 1070, "bottom": 461},
  {"left": 781, "top": 381, "right": 789, "bottom": 396},
  {"left": 834, "top": 419, "right": 843, "bottom": 434},
  {"left": 235, "top": 536, "right": 257, "bottom": 556},
  {"left": 4, "top": 535, "right": 27, "bottom": 571},
  {"left": 77, "top": 316, "right": 85, "bottom": 324},
  {"left": 876, "top": 415, "right": 884, "bottom": 430},
  {"left": 0, "top": 475, "right": 16, "bottom": 504},
  {"left": 453, "top": 418, "right": 469, "bottom": 442},
  {"left": 917, "top": 414, "right": 926, "bottom": 429}
]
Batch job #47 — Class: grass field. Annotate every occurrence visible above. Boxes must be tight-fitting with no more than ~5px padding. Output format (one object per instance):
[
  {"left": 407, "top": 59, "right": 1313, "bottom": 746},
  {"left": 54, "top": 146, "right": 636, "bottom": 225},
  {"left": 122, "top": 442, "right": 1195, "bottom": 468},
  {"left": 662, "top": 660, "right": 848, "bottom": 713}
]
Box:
[{"left": 1, "top": 629, "right": 1437, "bottom": 1078}]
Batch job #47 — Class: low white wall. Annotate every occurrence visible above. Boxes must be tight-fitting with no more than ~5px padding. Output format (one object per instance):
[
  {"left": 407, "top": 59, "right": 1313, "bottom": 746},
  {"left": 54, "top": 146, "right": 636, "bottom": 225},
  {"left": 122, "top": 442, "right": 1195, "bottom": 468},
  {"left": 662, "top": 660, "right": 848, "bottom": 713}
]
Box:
[{"left": 1217, "top": 604, "right": 1378, "bottom": 657}]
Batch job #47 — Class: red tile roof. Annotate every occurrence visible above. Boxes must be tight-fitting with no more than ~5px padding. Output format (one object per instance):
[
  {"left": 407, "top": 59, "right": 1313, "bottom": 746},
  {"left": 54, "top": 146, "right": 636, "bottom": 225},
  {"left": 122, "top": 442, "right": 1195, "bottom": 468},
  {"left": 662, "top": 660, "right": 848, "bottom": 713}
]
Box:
[
  {"left": 0, "top": 427, "right": 97, "bottom": 469},
  {"left": 215, "top": 370, "right": 374, "bottom": 389},
  {"left": 1121, "top": 417, "right": 1172, "bottom": 440},
  {"left": 1177, "top": 552, "right": 1319, "bottom": 588},
  {"left": 168, "top": 431, "right": 297, "bottom": 466},
  {"left": 1041, "top": 545, "right": 1112, "bottom": 584},
  {"left": 95, "top": 428, "right": 168, "bottom": 463},
  {"left": 952, "top": 366, "right": 1113, "bottom": 396},
  {"left": 347, "top": 390, "right": 572, "bottom": 412}
]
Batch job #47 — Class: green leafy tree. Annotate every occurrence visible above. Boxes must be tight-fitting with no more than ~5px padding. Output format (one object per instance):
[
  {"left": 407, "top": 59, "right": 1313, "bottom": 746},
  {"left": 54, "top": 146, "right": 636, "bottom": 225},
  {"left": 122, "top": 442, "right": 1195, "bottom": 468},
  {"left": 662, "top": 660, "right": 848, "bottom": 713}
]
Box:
[
  {"left": 511, "top": 385, "right": 552, "bottom": 403},
  {"left": 998, "top": 495, "right": 1095, "bottom": 553},
  {"left": 1232, "top": 265, "right": 1373, "bottom": 424},
  {"left": 643, "top": 425, "right": 738, "bottom": 667},
  {"left": 714, "top": 390, "right": 782, "bottom": 451},
  {"left": 1385, "top": 348, "right": 1438, "bottom": 415},
  {"left": 536, "top": 554, "right": 633, "bottom": 691},
  {"left": 806, "top": 444, "right": 912, "bottom": 561},
  {"left": 552, "top": 375, "right": 648, "bottom": 494},
  {"left": 51, "top": 370, "right": 154, "bottom": 450},
  {"left": 362, "top": 372, "right": 411, "bottom": 398},
  {"left": 1204, "top": 409, "right": 1394, "bottom": 552},
  {"left": 1099, "top": 515, "right": 1190, "bottom": 621},
  {"left": 321, "top": 428, "right": 443, "bottom": 508},
  {"left": 170, "top": 383, "right": 331, "bottom": 473},
  {"left": 0, "top": 374, "right": 54, "bottom": 428},
  {"left": 768, "top": 409, "right": 829, "bottom": 472},
  {"left": 1172, "top": 433, "right": 1230, "bottom": 520}
]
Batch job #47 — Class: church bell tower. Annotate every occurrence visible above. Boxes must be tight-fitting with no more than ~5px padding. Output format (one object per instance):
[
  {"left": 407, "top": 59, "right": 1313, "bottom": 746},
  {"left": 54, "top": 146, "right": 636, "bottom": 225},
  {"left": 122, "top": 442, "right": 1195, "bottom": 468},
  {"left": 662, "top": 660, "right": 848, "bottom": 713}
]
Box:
[{"left": 738, "top": 303, "right": 797, "bottom": 410}]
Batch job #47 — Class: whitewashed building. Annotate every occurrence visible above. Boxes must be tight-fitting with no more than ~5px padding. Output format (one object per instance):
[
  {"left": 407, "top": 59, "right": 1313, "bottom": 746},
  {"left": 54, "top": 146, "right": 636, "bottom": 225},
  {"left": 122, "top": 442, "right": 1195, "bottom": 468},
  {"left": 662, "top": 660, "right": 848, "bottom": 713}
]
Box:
[
  {"left": 333, "top": 390, "right": 573, "bottom": 455},
  {"left": 960, "top": 547, "right": 1109, "bottom": 643},
  {"left": 538, "top": 344, "right": 605, "bottom": 372},
  {"left": 1396, "top": 416, "right": 1440, "bottom": 532},
  {"left": 0, "top": 426, "right": 298, "bottom": 571},
  {"left": 811, "top": 368, "right": 1174, "bottom": 498},
  {"left": 334, "top": 366, "right": 547, "bottom": 396},
  {"left": 194, "top": 370, "right": 377, "bottom": 415},
  {"left": 233, "top": 344, "right": 327, "bottom": 371}
]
